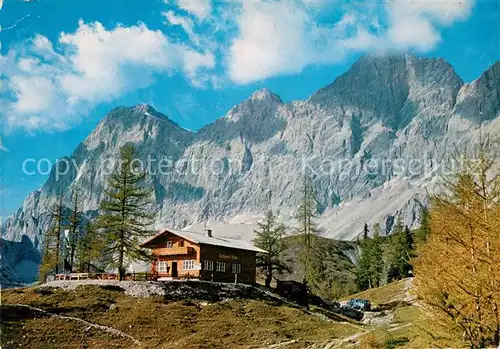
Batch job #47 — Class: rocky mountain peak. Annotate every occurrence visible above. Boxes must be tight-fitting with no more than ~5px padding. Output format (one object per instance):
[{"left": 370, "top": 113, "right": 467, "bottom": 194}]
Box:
[
  {"left": 221, "top": 88, "right": 284, "bottom": 124},
  {"left": 310, "top": 54, "right": 462, "bottom": 101},
  {"left": 100, "top": 104, "right": 179, "bottom": 129},
  {"left": 353, "top": 52, "right": 407, "bottom": 68},
  {"left": 198, "top": 87, "right": 287, "bottom": 144},
  {"left": 82, "top": 104, "right": 192, "bottom": 155},
  {"left": 133, "top": 103, "right": 158, "bottom": 115},
  {"left": 128, "top": 103, "right": 173, "bottom": 121},
  {"left": 354, "top": 53, "right": 458, "bottom": 77},
  {"left": 249, "top": 88, "right": 283, "bottom": 103},
  {"left": 307, "top": 54, "right": 463, "bottom": 130}
]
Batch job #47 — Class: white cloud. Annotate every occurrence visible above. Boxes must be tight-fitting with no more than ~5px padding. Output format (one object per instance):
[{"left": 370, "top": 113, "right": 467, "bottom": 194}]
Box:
[
  {"left": 160, "top": 11, "right": 217, "bottom": 87},
  {"left": 58, "top": 21, "right": 177, "bottom": 104},
  {"left": 163, "top": 10, "right": 194, "bottom": 33},
  {"left": 386, "top": 0, "right": 475, "bottom": 26},
  {"left": 10, "top": 76, "right": 57, "bottom": 114},
  {"left": 385, "top": 0, "right": 475, "bottom": 52},
  {"left": 175, "top": 0, "right": 212, "bottom": 20},
  {"left": 229, "top": 2, "right": 315, "bottom": 83},
  {"left": 387, "top": 16, "right": 441, "bottom": 52},
  {"left": 183, "top": 49, "right": 215, "bottom": 77},
  {"left": 339, "top": 28, "right": 386, "bottom": 51},
  {"left": 162, "top": 10, "right": 199, "bottom": 45},
  {"left": 1, "top": 21, "right": 215, "bottom": 132},
  {"left": 227, "top": 0, "right": 476, "bottom": 83},
  {"left": 228, "top": 3, "right": 371, "bottom": 84}
]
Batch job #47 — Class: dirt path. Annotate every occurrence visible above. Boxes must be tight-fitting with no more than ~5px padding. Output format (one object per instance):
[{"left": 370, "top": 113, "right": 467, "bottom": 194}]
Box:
[
  {"left": 255, "top": 286, "right": 363, "bottom": 326},
  {"left": 257, "top": 326, "right": 369, "bottom": 349},
  {"left": 4, "top": 304, "right": 141, "bottom": 346},
  {"left": 402, "top": 278, "right": 416, "bottom": 303},
  {"left": 321, "top": 329, "right": 373, "bottom": 348},
  {"left": 258, "top": 340, "right": 299, "bottom": 348}
]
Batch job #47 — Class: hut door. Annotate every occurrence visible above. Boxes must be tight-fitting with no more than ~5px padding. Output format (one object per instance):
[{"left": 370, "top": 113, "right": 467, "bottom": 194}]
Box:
[{"left": 172, "top": 262, "right": 178, "bottom": 277}]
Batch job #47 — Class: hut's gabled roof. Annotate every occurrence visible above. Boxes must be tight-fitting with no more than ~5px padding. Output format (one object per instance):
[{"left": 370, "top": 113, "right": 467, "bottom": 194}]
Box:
[{"left": 140, "top": 227, "right": 266, "bottom": 253}]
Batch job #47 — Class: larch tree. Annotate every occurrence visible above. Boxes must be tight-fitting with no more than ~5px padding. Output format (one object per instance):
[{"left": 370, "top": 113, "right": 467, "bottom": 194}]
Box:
[
  {"left": 52, "top": 189, "right": 65, "bottom": 274},
  {"left": 253, "top": 210, "right": 289, "bottom": 288},
  {"left": 39, "top": 226, "right": 59, "bottom": 282},
  {"left": 76, "top": 222, "right": 104, "bottom": 273},
  {"left": 66, "top": 189, "right": 81, "bottom": 272},
  {"left": 39, "top": 190, "right": 65, "bottom": 279},
  {"left": 295, "top": 174, "right": 322, "bottom": 288},
  {"left": 97, "top": 144, "right": 154, "bottom": 281},
  {"left": 413, "top": 142, "right": 500, "bottom": 348}
]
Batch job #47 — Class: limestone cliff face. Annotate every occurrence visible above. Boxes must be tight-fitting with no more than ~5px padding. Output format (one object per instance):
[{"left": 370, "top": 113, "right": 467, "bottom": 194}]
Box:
[
  {"left": 3, "top": 55, "right": 500, "bottom": 277},
  {"left": 454, "top": 61, "right": 500, "bottom": 123}
]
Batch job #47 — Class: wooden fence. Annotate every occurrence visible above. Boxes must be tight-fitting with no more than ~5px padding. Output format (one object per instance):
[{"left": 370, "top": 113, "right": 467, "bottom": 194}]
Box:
[{"left": 54, "top": 272, "right": 156, "bottom": 281}]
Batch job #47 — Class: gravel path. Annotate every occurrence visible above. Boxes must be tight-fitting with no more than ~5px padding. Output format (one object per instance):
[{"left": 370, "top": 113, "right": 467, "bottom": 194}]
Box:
[
  {"left": 43, "top": 280, "right": 167, "bottom": 297},
  {"left": 42, "top": 279, "right": 288, "bottom": 301}
]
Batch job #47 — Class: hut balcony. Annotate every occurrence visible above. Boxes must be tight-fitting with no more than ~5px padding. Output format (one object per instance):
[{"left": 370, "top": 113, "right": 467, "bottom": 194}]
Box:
[{"left": 155, "top": 246, "right": 191, "bottom": 256}]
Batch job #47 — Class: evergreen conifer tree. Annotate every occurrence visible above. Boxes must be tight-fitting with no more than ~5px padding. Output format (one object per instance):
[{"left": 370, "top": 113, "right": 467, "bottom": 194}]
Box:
[
  {"left": 66, "top": 189, "right": 81, "bottom": 272},
  {"left": 356, "top": 233, "right": 373, "bottom": 290},
  {"left": 415, "top": 205, "right": 431, "bottom": 245},
  {"left": 295, "top": 174, "right": 322, "bottom": 288},
  {"left": 76, "top": 222, "right": 104, "bottom": 272},
  {"left": 97, "top": 145, "right": 154, "bottom": 280},
  {"left": 39, "top": 191, "right": 66, "bottom": 280},
  {"left": 362, "top": 223, "right": 369, "bottom": 239},
  {"left": 369, "top": 225, "right": 384, "bottom": 287},
  {"left": 52, "top": 189, "right": 65, "bottom": 274},
  {"left": 356, "top": 223, "right": 384, "bottom": 290},
  {"left": 253, "top": 210, "right": 288, "bottom": 288},
  {"left": 39, "top": 226, "right": 58, "bottom": 282},
  {"left": 388, "top": 223, "right": 414, "bottom": 281}
]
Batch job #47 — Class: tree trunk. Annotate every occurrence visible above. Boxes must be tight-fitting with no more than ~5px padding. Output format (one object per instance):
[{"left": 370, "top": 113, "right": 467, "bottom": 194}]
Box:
[
  {"left": 119, "top": 266, "right": 125, "bottom": 281},
  {"left": 118, "top": 251, "right": 125, "bottom": 281},
  {"left": 55, "top": 226, "right": 61, "bottom": 274},
  {"left": 54, "top": 191, "right": 64, "bottom": 274},
  {"left": 70, "top": 242, "right": 76, "bottom": 273},
  {"left": 118, "top": 229, "right": 125, "bottom": 281},
  {"left": 265, "top": 265, "right": 272, "bottom": 288}
]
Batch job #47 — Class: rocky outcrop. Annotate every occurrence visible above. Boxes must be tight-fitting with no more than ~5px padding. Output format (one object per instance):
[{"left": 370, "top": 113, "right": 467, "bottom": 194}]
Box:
[
  {"left": 455, "top": 61, "right": 500, "bottom": 123},
  {"left": 0, "top": 236, "right": 41, "bottom": 286}
]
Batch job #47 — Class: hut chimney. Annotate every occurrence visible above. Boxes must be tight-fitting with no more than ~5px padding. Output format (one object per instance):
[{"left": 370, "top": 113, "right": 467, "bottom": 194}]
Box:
[{"left": 205, "top": 229, "right": 213, "bottom": 238}]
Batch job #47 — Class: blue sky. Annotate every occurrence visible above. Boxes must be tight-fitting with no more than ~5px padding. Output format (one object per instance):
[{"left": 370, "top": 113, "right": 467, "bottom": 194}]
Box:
[{"left": 0, "top": 0, "right": 499, "bottom": 218}]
